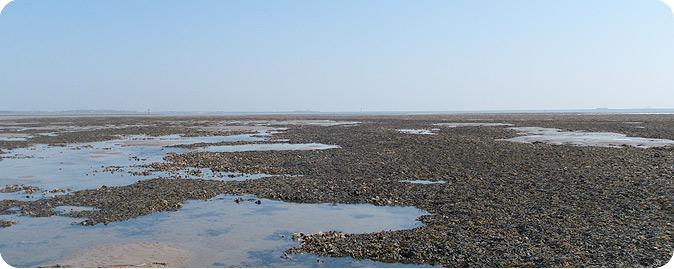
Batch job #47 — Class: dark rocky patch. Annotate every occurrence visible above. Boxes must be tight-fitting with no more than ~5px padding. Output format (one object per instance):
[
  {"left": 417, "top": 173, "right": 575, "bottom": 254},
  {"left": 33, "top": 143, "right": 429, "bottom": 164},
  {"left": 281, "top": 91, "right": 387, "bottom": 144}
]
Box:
[
  {"left": 0, "top": 219, "right": 16, "bottom": 228},
  {"left": 1, "top": 184, "right": 41, "bottom": 194},
  {"left": 3, "top": 114, "right": 674, "bottom": 267}
]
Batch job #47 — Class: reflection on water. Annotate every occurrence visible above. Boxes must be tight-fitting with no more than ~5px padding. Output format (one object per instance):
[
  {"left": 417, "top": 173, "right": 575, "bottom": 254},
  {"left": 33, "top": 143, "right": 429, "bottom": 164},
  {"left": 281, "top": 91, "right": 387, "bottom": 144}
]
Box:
[
  {"left": 0, "top": 130, "right": 427, "bottom": 267},
  {"left": 503, "top": 127, "right": 674, "bottom": 148},
  {"left": 0, "top": 195, "right": 429, "bottom": 267},
  {"left": 0, "top": 131, "right": 339, "bottom": 191},
  {"left": 0, "top": 133, "right": 32, "bottom": 141},
  {"left": 0, "top": 133, "right": 269, "bottom": 191},
  {"left": 0, "top": 191, "right": 64, "bottom": 202},
  {"left": 0, "top": 142, "right": 171, "bottom": 191}
]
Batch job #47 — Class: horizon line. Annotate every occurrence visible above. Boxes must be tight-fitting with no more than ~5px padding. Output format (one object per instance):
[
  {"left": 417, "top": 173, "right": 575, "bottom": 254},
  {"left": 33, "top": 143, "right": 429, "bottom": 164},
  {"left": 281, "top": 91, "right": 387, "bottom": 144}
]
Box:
[{"left": 2, "top": 108, "right": 674, "bottom": 117}]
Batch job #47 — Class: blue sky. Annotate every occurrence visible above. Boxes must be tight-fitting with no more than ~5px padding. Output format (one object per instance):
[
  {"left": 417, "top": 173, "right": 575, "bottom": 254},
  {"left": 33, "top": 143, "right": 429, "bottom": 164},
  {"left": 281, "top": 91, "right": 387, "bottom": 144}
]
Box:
[{"left": 0, "top": 0, "right": 673, "bottom": 112}]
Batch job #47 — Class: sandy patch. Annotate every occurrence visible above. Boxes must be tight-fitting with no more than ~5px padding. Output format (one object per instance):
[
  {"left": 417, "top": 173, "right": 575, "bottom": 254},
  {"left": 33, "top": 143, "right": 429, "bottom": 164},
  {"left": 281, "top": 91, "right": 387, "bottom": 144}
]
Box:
[{"left": 45, "top": 242, "right": 191, "bottom": 268}]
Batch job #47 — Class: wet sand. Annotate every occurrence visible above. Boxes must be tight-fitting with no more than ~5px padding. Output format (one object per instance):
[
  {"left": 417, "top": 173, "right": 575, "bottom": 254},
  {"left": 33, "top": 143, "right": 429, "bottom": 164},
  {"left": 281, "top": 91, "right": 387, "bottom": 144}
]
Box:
[{"left": 46, "top": 242, "right": 191, "bottom": 268}]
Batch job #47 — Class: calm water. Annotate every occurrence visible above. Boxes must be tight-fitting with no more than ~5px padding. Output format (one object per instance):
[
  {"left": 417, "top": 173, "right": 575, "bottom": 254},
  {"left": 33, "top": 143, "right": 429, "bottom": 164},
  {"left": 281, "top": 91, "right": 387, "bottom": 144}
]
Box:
[
  {"left": 0, "top": 195, "right": 429, "bottom": 267},
  {"left": 503, "top": 127, "right": 674, "bottom": 148},
  {"left": 0, "top": 133, "right": 337, "bottom": 191},
  {"left": 0, "top": 131, "right": 430, "bottom": 267}
]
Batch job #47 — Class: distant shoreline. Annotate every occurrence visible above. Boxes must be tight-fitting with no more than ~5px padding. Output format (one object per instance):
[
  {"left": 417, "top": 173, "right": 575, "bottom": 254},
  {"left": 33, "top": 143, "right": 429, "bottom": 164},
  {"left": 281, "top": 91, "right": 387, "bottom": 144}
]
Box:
[{"left": 2, "top": 108, "right": 674, "bottom": 117}]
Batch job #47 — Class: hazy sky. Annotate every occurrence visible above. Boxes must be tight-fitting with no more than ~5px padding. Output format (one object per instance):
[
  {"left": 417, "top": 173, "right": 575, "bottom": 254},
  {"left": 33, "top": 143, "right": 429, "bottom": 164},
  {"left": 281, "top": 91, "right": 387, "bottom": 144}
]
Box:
[{"left": 1, "top": 0, "right": 673, "bottom": 112}]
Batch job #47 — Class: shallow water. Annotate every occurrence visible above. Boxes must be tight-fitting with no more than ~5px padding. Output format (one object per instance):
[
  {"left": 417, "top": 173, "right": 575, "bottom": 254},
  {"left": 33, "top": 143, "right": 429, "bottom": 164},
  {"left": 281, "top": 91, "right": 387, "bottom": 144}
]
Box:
[
  {"left": 0, "top": 133, "right": 31, "bottom": 141},
  {"left": 0, "top": 190, "right": 62, "bottom": 202},
  {"left": 503, "top": 127, "right": 674, "bottom": 148},
  {"left": 0, "top": 195, "right": 429, "bottom": 267},
  {"left": 0, "top": 130, "right": 431, "bottom": 267},
  {"left": 0, "top": 133, "right": 266, "bottom": 191},
  {"left": 0, "top": 142, "right": 168, "bottom": 191}
]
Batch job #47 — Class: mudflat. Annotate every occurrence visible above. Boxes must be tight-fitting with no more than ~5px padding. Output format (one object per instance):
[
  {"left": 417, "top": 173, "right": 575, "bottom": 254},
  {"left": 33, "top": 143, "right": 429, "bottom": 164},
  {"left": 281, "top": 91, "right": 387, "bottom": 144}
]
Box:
[{"left": 1, "top": 114, "right": 673, "bottom": 267}]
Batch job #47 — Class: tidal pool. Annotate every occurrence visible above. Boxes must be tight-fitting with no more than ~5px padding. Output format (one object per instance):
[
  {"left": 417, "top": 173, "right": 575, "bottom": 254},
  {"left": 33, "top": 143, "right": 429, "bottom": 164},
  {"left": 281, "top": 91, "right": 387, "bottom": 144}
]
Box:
[
  {"left": 0, "top": 195, "right": 429, "bottom": 267},
  {"left": 0, "top": 133, "right": 266, "bottom": 191},
  {"left": 503, "top": 127, "right": 674, "bottom": 148},
  {"left": 0, "top": 133, "right": 31, "bottom": 142},
  {"left": 0, "top": 128, "right": 427, "bottom": 267}
]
